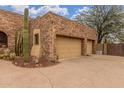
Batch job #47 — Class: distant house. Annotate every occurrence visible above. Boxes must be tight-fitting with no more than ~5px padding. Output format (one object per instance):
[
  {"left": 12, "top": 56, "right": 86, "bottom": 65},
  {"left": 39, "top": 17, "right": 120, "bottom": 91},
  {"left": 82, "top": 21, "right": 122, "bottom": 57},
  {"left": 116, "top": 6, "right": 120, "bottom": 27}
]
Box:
[{"left": 0, "top": 9, "right": 97, "bottom": 61}]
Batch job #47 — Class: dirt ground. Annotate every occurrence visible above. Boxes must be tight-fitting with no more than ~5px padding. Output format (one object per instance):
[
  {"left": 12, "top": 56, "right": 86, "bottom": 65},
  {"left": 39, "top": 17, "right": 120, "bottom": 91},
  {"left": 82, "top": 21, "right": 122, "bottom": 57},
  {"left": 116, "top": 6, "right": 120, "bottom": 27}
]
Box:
[{"left": 0, "top": 55, "right": 124, "bottom": 88}]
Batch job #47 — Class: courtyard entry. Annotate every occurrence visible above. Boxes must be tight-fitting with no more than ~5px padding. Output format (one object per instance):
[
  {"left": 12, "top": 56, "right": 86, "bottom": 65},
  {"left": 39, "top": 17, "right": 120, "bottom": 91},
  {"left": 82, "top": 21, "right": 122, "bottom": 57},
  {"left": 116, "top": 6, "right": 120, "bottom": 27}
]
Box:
[
  {"left": 0, "top": 31, "right": 7, "bottom": 47},
  {"left": 56, "top": 36, "right": 81, "bottom": 59}
]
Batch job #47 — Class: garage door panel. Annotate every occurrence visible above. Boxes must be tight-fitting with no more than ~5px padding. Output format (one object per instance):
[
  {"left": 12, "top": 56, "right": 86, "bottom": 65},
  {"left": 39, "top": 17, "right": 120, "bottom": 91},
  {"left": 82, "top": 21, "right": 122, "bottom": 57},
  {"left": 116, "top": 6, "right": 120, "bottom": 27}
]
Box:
[{"left": 56, "top": 36, "right": 81, "bottom": 59}]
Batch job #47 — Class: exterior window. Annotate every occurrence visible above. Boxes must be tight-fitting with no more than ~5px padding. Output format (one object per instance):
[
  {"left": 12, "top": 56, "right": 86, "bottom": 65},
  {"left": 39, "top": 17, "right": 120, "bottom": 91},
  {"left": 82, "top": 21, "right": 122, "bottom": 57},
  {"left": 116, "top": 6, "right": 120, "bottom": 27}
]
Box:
[
  {"left": 0, "top": 31, "right": 7, "bottom": 47},
  {"left": 34, "top": 34, "right": 39, "bottom": 45}
]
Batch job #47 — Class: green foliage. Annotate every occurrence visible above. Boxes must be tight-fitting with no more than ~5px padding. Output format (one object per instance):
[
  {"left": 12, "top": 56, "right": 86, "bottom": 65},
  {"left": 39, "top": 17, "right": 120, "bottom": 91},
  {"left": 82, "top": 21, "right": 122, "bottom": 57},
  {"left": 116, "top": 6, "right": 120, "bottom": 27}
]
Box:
[
  {"left": 0, "top": 48, "right": 16, "bottom": 60},
  {"left": 0, "top": 53, "right": 15, "bottom": 60},
  {"left": 116, "top": 31, "right": 124, "bottom": 42},
  {"left": 75, "top": 5, "right": 124, "bottom": 43},
  {"left": 15, "top": 30, "right": 18, "bottom": 55},
  {"left": 23, "top": 8, "right": 30, "bottom": 62}
]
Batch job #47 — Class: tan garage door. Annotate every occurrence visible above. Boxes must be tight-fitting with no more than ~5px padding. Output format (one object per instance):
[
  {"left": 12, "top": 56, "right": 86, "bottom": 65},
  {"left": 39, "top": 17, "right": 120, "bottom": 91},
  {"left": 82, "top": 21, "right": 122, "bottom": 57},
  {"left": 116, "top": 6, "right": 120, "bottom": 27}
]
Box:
[
  {"left": 87, "top": 40, "right": 93, "bottom": 54},
  {"left": 56, "top": 36, "right": 81, "bottom": 59}
]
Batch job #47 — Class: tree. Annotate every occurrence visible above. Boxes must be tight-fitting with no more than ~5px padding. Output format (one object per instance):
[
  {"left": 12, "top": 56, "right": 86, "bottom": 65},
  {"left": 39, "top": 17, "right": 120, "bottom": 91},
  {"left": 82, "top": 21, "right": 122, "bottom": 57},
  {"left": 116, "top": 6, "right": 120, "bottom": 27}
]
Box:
[
  {"left": 75, "top": 5, "right": 124, "bottom": 43},
  {"left": 23, "top": 8, "right": 30, "bottom": 62},
  {"left": 116, "top": 30, "right": 124, "bottom": 42}
]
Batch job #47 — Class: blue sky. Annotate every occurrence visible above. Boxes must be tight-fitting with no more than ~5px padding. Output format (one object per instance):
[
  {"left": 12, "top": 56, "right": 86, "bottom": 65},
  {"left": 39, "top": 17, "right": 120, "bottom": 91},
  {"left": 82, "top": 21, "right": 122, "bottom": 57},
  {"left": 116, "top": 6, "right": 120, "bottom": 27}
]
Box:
[{"left": 0, "top": 5, "right": 92, "bottom": 19}]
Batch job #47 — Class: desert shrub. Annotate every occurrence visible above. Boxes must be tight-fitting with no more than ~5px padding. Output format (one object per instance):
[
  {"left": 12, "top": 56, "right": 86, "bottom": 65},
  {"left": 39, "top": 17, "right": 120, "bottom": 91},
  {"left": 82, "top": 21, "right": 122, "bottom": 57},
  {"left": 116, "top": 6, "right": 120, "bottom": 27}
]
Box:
[{"left": 0, "top": 48, "right": 16, "bottom": 60}]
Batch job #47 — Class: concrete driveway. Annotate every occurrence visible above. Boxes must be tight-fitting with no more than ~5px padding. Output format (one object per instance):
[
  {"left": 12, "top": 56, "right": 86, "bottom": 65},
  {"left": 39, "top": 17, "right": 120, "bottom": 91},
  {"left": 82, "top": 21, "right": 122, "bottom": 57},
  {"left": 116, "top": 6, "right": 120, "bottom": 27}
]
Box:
[{"left": 0, "top": 55, "right": 124, "bottom": 88}]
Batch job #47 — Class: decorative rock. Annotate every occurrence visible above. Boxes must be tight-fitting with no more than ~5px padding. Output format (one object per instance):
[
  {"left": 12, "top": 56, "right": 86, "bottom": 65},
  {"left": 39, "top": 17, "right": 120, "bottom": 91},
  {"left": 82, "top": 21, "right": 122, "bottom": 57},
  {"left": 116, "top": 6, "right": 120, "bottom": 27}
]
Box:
[
  {"left": 31, "top": 56, "right": 39, "bottom": 63},
  {"left": 9, "top": 53, "right": 16, "bottom": 60}
]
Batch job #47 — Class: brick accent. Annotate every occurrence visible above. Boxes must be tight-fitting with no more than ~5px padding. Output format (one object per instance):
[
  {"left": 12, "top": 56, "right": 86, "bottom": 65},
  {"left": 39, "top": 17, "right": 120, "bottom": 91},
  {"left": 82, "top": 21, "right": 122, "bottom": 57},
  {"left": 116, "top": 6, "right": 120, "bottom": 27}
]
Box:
[
  {"left": 92, "top": 40, "right": 97, "bottom": 54},
  {"left": 82, "top": 38, "right": 88, "bottom": 55}
]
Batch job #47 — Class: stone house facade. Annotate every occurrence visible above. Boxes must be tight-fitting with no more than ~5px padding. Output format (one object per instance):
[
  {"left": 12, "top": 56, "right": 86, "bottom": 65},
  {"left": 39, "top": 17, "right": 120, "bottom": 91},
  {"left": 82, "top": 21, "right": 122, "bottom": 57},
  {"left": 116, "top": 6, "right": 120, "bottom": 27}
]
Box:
[
  {"left": 0, "top": 9, "right": 97, "bottom": 61},
  {"left": 0, "top": 9, "right": 23, "bottom": 51}
]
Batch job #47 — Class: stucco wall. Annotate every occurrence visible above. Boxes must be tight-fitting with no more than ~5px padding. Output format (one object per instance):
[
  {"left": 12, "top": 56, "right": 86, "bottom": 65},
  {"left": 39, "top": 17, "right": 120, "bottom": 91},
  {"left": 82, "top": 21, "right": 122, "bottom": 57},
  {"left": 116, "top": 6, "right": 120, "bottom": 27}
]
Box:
[{"left": 31, "top": 29, "right": 41, "bottom": 58}]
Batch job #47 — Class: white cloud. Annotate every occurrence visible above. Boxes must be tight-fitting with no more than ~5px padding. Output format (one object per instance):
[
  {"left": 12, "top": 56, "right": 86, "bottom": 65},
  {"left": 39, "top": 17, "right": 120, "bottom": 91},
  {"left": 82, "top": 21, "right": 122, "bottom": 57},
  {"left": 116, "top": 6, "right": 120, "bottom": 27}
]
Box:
[
  {"left": 29, "top": 5, "right": 69, "bottom": 18},
  {"left": 78, "top": 7, "right": 90, "bottom": 13},
  {"left": 9, "top": 5, "right": 69, "bottom": 18},
  {"left": 71, "top": 7, "right": 90, "bottom": 19},
  {"left": 29, "top": 7, "right": 39, "bottom": 15}
]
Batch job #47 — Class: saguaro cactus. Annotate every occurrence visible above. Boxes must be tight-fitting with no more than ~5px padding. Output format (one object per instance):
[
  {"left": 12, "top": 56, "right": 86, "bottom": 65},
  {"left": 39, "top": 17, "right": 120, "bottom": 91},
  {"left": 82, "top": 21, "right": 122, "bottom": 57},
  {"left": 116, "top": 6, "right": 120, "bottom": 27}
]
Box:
[
  {"left": 23, "top": 8, "right": 30, "bottom": 62},
  {"left": 15, "top": 30, "right": 19, "bottom": 56},
  {"left": 15, "top": 30, "right": 23, "bottom": 56}
]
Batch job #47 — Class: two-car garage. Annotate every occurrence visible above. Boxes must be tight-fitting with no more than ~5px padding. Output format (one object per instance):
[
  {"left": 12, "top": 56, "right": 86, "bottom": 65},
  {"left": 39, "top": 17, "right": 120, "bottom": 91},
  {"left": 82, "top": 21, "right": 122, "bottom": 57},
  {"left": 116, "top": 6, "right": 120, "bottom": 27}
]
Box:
[
  {"left": 56, "top": 36, "right": 93, "bottom": 59},
  {"left": 56, "top": 36, "right": 81, "bottom": 59}
]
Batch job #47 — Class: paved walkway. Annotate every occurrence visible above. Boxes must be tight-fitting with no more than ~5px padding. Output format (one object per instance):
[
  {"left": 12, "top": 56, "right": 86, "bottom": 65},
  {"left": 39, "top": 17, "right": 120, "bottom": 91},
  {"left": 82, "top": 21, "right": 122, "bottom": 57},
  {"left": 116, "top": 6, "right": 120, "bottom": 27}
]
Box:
[{"left": 0, "top": 55, "right": 124, "bottom": 87}]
